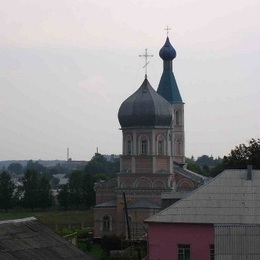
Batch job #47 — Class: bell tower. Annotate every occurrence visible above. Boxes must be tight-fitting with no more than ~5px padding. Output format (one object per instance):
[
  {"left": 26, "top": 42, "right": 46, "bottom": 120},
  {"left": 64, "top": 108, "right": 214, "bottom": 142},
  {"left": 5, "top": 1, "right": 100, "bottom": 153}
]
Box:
[{"left": 157, "top": 35, "right": 185, "bottom": 165}]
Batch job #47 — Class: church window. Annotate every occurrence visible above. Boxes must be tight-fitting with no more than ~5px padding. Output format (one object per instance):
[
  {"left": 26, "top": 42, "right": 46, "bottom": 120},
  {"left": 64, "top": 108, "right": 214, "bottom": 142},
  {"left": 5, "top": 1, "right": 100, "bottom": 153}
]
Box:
[
  {"left": 176, "top": 110, "right": 181, "bottom": 125},
  {"left": 125, "top": 135, "right": 132, "bottom": 155},
  {"left": 175, "top": 139, "right": 181, "bottom": 155},
  {"left": 102, "top": 215, "right": 111, "bottom": 231},
  {"left": 157, "top": 134, "right": 165, "bottom": 155},
  {"left": 141, "top": 140, "right": 147, "bottom": 154},
  {"left": 158, "top": 140, "right": 163, "bottom": 155},
  {"left": 127, "top": 140, "right": 132, "bottom": 154}
]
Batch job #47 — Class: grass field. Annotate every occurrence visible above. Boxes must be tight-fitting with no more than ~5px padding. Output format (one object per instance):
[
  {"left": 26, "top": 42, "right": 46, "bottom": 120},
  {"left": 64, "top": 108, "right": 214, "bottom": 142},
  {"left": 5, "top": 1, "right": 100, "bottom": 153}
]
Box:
[{"left": 0, "top": 209, "right": 94, "bottom": 230}]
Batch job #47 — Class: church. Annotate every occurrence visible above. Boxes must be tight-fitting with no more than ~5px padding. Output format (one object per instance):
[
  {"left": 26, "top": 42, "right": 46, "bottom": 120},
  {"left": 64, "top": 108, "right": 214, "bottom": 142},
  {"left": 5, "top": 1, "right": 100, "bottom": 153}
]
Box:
[{"left": 93, "top": 34, "right": 206, "bottom": 239}]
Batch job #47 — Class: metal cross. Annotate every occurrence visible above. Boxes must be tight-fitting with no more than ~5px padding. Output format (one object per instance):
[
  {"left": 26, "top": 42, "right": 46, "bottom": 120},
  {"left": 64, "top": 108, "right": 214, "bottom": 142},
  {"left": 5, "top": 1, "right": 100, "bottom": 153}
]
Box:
[
  {"left": 165, "top": 26, "right": 171, "bottom": 36},
  {"left": 139, "top": 48, "right": 153, "bottom": 77}
]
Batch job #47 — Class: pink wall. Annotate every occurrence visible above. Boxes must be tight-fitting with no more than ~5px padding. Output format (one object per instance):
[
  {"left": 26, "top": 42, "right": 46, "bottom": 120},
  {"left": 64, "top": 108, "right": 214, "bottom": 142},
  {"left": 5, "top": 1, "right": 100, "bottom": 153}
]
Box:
[{"left": 148, "top": 222, "right": 214, "bottom": 260}]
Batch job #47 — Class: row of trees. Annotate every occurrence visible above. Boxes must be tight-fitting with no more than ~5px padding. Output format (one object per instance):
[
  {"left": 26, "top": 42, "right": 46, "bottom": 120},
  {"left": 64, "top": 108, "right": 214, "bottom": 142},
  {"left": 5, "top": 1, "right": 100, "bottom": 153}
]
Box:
[
  {"left": 0, "top": 153, "right": 119, "bottom": 211},
  {"left": 0, "top": 169, "right": 53, "bottom": 210},
  {"left": 58, "top": 171, "right": 95, "bottom": 210},
  {"left": 57, "top": 153, "right": 120, "bottom": 210},
  {"left": 186, "top": 138, "right": 260, "bottom": 177},
  {"left": 1, "top": 139, "right": 258, "bottom": 210}
]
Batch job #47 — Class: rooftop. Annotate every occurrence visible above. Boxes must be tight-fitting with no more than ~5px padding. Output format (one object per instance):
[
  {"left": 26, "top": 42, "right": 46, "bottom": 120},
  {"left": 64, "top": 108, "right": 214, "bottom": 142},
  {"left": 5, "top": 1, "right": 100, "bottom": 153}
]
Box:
[
  {"left": 0, "top": 217, "right": 92, "bottom": 260},
  {"left": 145, "top": 169, "right": 260, "bottom": 224}
]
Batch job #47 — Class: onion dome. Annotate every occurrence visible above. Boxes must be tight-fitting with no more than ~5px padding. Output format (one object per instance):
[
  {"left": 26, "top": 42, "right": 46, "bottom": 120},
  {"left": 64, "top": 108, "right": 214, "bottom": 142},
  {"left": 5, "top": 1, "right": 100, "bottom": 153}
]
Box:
[
  {"left": 159, "top": 37, "right": 176, "bottom": 61},
  {"left": 118, "top": 78, "right": 172, "bottom": 128}
]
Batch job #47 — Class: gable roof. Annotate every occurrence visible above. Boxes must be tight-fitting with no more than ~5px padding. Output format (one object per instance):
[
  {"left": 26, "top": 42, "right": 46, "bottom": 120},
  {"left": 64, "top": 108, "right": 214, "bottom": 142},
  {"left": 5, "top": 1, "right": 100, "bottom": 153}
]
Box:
[
  {"left": 145, "top": 169, "right": 260, "bottom": 224},
  {"left": 0, "top": 217, "right": 92, "bottom": 260}
]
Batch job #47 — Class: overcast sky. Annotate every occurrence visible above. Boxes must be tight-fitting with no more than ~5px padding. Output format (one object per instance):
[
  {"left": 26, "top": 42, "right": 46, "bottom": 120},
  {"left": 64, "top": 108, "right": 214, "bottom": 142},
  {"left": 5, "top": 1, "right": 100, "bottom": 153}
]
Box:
[{"left": 0, "top": 0, "right": 259, "bottom": 161}]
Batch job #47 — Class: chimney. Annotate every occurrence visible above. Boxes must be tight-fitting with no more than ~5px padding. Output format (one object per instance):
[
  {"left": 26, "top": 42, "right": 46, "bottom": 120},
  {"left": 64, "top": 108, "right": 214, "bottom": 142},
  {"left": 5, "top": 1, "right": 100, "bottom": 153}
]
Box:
[{"left": 247, "top": 165, "right": 253, "bottom": 180}]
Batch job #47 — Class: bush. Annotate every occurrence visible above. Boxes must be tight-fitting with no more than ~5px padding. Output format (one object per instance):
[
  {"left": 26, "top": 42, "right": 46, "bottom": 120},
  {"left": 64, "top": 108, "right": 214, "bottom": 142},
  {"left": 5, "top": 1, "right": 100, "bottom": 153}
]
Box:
[{"left": 100, "top": 234, "right": 122, "bottom": 252}]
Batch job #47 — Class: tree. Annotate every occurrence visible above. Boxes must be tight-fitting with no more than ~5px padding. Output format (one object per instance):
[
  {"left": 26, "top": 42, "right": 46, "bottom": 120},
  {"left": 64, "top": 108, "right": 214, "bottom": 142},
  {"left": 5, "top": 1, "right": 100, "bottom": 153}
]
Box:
[
  {"left": 223, "top": 138, "right": 260, "bottom": 169},
  {"left": 69, "top": 171, "right": 84, "bottom": 209},
  {"left": 26, "top": 160, "right": 47, "bottom": 174},
  {"left": 186, "top": 161, "right": 203, "bottom": 175},
  {"left": 85, "top": 153, "right": 108, "bottom": 175},
  {"left": 82, "top": 173, "right": 95, "bottom": 208},
  {"left": 85, "top": 153, "right": 119, "bottom": 177},
  {"left": 0, "top": 171, "right": 15, "bottom": 210},
  {"left": 58, "top": 170, "right": 96, "bottom": 209},
  {"left": 209, "top": 163, "right": 226, "bottom": 177},
  {"left": 21, "top": 169, "right": 53, "bottom": 209},
  {"left": 57, "top": 184, "right": 70, "bottom": 210},
  {"left": 7, "top": 163, "right": 24, "bottom": 175}
]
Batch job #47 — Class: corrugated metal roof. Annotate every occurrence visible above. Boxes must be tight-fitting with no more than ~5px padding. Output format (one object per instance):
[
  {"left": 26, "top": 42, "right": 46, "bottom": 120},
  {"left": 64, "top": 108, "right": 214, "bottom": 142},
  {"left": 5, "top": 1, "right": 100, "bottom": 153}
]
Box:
[
  {"left": 145, "top": 169, "right": 260, "bottom": 224},
  {"left": 0, "top": 217, "right": 92, "bottom": 260},
  {"left": 215, "top": 224, "right": 260, "bottom": 259}
]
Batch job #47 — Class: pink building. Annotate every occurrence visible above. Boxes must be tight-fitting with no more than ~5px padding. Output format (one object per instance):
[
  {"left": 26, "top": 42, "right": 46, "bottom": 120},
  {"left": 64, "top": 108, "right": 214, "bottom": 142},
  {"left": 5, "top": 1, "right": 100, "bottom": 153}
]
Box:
[{"left": 145, "top": 168, "right": 260, "bottom": 260}]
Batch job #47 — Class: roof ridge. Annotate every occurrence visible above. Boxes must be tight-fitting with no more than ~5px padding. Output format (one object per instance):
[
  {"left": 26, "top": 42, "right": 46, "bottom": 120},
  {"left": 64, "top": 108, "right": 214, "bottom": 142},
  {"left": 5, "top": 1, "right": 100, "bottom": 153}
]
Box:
[{"left": 0, "top": 216, "right": 37, "bottom": 224}]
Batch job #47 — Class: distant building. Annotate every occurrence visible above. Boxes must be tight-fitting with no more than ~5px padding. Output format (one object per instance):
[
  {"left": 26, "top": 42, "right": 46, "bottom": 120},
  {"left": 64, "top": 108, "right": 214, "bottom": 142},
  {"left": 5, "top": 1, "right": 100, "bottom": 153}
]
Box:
[
  {"left": 93, "top": 36, "right": 206, "bottom": 240},
  {"left": 145, "top": 167, "right": 260, "bottom": 260},
  {"left": 102, "top": 154, "right": 120, "bottom": 162},
  {"left": 61, "top": 159, "right": 87, "bottom": 171},
  {"left": 0, "top": 217, "right": 92, "bottom": 259}
]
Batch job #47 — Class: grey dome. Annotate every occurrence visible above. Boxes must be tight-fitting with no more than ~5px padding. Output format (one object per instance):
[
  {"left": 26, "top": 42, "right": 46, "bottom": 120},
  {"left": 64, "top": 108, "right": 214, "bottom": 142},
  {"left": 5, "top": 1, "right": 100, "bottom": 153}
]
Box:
[{"left": 118, "top": 78, "right": 172, "bottom": 128}]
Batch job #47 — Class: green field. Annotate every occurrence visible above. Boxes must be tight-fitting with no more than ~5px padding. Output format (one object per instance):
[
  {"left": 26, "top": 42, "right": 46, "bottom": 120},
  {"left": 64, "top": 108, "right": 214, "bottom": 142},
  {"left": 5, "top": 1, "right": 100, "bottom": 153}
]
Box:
[{"left": 0, "top": 209, "right": 94, "bottom": 231}]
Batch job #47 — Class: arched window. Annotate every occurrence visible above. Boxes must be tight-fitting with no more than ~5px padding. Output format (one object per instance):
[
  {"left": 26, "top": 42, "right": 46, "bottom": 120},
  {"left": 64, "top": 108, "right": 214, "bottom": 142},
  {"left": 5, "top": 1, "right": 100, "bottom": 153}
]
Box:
[
  {"left": 141, "top": 140, "right": 147, "bottom": 154},
  {"left": 102, "top": 215, "right": 111, "bottom": 231},
  {"left": 125, "top": 134, "right": 132, "bottom": 155},
  {"left": 157, "top": 134, "right": 165, "bottom": 155},
  {"left": 139, "top": 135, "right": 149, "bottom": 155},
  {"left": 127, "top": 140, "right": 132, "bottom": 154},
  {"left": 176, "top": 110, "right": 181, "bottom": 125},
  {"left": 175, "top": 139, "right": 181, "bottom": 155}
]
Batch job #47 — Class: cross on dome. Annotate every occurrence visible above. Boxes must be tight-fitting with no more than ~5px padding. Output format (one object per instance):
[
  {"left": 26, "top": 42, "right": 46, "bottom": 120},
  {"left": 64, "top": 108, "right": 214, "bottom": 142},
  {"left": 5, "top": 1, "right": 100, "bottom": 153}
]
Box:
[
  {"left": 164, "top": 26, "right": 171, "bottom": 36},
  {"left": 139, "top": 48, "right": 153, "bottom": 78}
]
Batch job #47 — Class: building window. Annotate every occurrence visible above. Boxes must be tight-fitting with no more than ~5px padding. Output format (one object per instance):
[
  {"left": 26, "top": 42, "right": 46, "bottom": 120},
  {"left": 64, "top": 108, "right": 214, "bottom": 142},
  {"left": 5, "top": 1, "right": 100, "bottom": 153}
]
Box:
[
  {"left": 158, "top": 140, "right": 164, "bottom": 155},
  {"left": 176, "top": 110, "right": 181, "bottom": 125},
  {"left": 141, "top": 140, "right": 147, "bottom": 154},
  {"left": 102, "top": 215, "right": 111, "bottom": 231},
  {"left": 210, "top": 244, "right": 214, "bottom": 260},
  {"left": 127, "top": 140, "right": 132, "bottom": 155},
  {"left": 175, "top": 139, "right": 181, "bottom": 156},
  {"left": 178, "top": 244, "right": 190, "bottom": 260}
]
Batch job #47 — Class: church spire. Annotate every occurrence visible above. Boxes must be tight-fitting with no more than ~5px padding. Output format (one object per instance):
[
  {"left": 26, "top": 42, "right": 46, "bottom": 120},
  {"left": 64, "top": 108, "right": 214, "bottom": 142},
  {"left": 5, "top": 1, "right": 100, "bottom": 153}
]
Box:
[
  {"left": 157, "top": 31, "right": 185, "bottom": 165},
  {"left": 157, "top": 35, "right": 183, "bottom": 104}
]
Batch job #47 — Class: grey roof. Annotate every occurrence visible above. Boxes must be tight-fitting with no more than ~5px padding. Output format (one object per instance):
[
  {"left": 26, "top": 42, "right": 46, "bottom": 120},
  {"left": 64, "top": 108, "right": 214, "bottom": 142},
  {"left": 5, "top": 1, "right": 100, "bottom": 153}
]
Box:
[
  {"left": 145, "top": 169, "right": 260, "bottom": 224},
  {"left": 0, "top": 217, "right": 92, "bottom": 260},
  {"left": 118, "top": 78, "right": 172, "bottom": 128},
  {"left": 95, "top": 199, "right": 117, "bottom": 208},
  {"left": 128, "top": 198, "right": 160, "bottom": 210}
]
